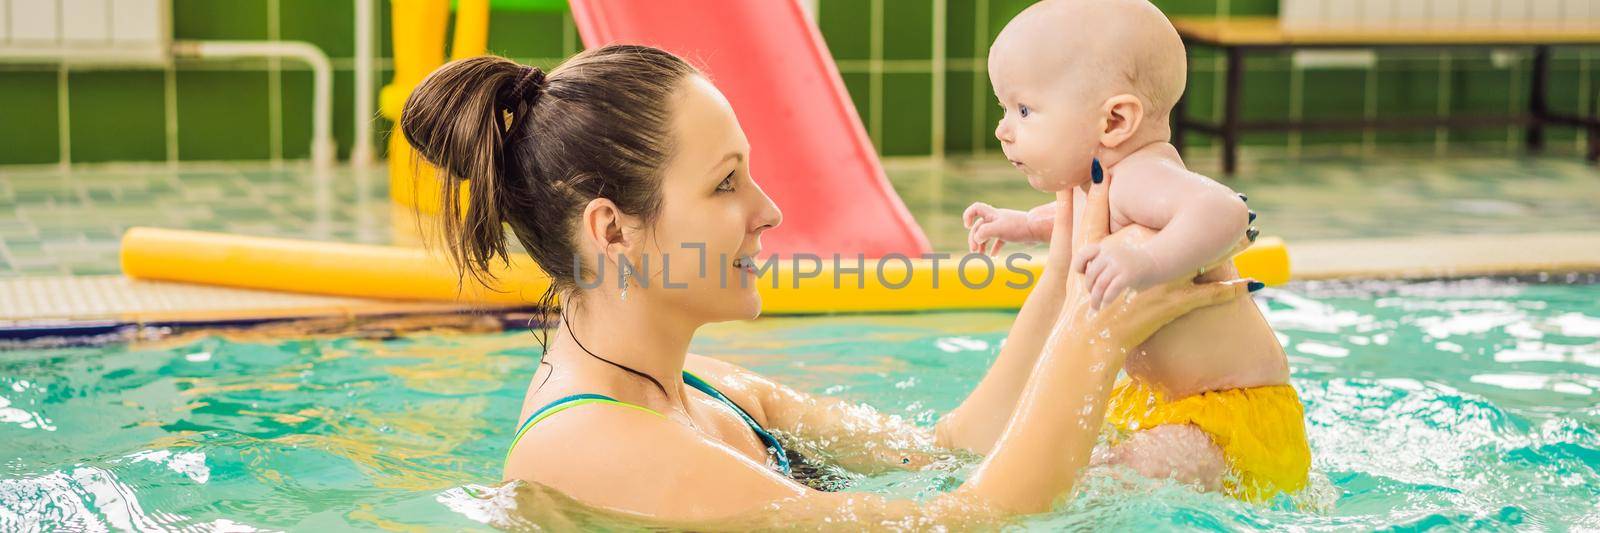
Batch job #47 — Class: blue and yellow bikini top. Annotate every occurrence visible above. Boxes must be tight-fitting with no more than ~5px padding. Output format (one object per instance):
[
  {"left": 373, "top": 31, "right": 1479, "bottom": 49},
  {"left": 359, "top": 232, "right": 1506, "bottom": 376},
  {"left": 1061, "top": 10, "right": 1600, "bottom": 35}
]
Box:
[{"left": 506, "top": 370, "right": 792, "bottom": 476}]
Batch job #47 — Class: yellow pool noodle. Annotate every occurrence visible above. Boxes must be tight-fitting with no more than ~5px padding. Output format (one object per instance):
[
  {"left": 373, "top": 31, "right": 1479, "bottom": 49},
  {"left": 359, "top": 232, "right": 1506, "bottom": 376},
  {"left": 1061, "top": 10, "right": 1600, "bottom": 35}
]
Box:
[{"left": 120, "top": 227, "right": 1289, "bottom": 314}]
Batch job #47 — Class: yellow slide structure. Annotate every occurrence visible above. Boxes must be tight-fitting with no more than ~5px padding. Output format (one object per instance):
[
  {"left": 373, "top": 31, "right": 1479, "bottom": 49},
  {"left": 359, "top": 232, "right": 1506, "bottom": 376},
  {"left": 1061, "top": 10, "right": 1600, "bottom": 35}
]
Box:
[
  {"left": 120, "top": 227, "right": 1289, "bottom": 315},
  {"left": 383, "top": 0, "right": 488, "bottom": 215}
]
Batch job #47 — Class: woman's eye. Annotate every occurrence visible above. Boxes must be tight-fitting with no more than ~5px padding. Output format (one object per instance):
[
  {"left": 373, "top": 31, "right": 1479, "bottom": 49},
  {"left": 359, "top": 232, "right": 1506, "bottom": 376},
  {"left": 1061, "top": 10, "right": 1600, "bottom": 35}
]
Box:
[
  {"left": 716, "top": 172, "right": 736, "bottom": 192},
  {"left": 1018, "top": 104, "right": 1031, "bottom": 118}
]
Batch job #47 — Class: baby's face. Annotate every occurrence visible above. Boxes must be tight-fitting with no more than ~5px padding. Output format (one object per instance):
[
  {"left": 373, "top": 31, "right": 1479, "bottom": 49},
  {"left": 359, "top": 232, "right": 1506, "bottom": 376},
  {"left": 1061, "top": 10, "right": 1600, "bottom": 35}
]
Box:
[{"left": 988, "top": 50, "right": 1099, "bottom": 193}]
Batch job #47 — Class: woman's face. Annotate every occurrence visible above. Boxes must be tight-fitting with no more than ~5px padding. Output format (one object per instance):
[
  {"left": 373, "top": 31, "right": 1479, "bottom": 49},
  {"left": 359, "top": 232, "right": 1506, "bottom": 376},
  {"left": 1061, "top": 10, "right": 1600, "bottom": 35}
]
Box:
[{"left": 632, "top": 75, "right": 782, "bottom": 322}]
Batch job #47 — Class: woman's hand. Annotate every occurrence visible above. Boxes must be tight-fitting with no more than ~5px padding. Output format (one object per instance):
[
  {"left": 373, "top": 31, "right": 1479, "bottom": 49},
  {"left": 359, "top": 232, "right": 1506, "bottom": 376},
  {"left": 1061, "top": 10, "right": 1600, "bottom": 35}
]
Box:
[
  {"left": 1063, "top": 172, "right": 1259, "bottom": 345},
  {"left": 1066, "top": 256, "right": 1256, "bottom": 355},
  {"left": 938, "top": 195, "right": 1074, "bottom": 455}
]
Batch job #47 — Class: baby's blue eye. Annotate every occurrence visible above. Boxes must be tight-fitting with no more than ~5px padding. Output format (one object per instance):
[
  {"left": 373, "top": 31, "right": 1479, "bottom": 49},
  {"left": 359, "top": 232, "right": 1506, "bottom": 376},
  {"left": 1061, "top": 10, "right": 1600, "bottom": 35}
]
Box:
[{"left": 1018, "top": 104, "right": 1031, "bottom": 118}]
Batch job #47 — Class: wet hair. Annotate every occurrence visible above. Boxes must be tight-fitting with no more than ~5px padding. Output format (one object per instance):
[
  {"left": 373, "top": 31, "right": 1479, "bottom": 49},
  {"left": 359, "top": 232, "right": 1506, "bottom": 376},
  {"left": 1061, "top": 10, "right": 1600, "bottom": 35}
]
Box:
[
  {"left": 400, "top": 45, "right": 698, "bottom": 393},
  {"left": 401, "top": 45, "right": 697, "bottom": 302}
]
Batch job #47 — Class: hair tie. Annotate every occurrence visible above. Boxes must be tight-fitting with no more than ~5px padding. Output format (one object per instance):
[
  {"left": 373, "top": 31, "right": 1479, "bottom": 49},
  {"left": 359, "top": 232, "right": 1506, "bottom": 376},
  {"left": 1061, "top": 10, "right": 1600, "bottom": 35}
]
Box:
[{"left": 503, "top": 66, "right": 546, "bottom": 110}]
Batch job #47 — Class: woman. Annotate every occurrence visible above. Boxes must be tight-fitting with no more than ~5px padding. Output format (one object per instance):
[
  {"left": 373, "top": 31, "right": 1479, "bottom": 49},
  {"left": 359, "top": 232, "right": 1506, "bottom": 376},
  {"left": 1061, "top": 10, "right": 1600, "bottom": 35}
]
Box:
[{"left": 401, "top": 46, "right": 1257, "bottom": 527}]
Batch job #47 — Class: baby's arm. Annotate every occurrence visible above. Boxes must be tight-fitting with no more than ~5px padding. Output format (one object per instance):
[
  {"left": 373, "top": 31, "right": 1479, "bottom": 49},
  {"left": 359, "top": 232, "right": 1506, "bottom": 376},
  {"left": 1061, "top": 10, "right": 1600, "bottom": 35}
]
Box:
[
  {"left": 1075, "top": 163, "right": 1249, "bottom": 307},
  {"left": 963, "top": 201, "right": 1058, "bottom": 255}
]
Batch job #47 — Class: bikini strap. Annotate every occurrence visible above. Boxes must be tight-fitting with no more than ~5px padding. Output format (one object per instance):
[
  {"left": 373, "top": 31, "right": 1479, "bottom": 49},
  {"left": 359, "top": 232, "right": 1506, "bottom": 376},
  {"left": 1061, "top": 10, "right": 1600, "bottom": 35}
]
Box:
[
  {"left": 506, "top": 393, "right": 665, "bottom": 462},
  {"left": 682, "top": 370, "right": 793, "bottom": 476},
  {"left": 505, "top": 373, "right": 793, "bottom": 476}
]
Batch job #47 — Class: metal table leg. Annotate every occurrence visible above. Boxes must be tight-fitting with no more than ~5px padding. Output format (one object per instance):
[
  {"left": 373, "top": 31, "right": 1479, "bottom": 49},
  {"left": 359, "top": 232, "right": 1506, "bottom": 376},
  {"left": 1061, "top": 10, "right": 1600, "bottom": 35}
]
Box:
[
  {"left": 1223, "top": 46, "right": 1243, "bottom": 175},
  {"left": 1527, "top": 45, "right": 1550, "bottom": 153}
]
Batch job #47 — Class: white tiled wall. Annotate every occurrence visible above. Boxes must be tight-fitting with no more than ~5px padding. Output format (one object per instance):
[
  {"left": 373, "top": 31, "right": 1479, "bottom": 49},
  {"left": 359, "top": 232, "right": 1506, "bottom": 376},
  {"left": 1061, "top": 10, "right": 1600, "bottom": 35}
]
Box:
[
  {"left": 8, "top": 0, "right": 58, "bottom": 42},
  {"left": 62, "top": 0, "right": 109, "bottom": 43},
  {"left": 0, "top": 0, "right": 166, "bottom": 63},
  {"left": 112, "top": 0, "right": 162, "bottom": 44},
  {"left": 1283, "top": 0, "right": 1600, "bottom": 28}
]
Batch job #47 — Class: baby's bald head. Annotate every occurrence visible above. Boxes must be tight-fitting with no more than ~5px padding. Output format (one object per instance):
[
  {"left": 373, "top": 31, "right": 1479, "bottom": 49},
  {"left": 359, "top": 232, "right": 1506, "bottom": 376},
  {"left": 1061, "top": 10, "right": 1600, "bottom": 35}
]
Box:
[{"left": 990, "top": 0, "right": 1186, "bottom": 119}]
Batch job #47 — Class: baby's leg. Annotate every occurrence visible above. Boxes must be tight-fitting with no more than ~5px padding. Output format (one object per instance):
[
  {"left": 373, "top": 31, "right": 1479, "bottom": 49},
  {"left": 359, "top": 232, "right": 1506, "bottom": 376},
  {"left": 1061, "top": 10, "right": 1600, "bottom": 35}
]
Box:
[{"left": 1094, "top": 424, "right": 1227, "bottom": 491}]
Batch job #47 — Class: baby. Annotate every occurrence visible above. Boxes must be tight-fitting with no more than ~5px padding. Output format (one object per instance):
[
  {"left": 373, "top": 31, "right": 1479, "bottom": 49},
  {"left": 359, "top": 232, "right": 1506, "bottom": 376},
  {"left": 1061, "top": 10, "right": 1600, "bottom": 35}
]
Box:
[{"left": 965, "top": 0, "right": 1309, "bottom": 500}]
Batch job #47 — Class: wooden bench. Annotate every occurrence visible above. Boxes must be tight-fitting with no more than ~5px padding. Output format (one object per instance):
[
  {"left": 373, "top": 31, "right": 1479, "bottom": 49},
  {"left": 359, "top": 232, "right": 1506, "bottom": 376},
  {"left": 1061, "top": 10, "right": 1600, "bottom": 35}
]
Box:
[{"left": 1170, "top": 16, "right": 1600, "bottom": 174}]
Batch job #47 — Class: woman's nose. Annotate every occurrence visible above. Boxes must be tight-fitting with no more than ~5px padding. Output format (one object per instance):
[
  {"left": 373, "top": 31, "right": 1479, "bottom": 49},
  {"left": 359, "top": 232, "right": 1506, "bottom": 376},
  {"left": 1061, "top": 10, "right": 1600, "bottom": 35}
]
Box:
[{"left": 749, "top": 181, "right": 782, "bottom": 233}]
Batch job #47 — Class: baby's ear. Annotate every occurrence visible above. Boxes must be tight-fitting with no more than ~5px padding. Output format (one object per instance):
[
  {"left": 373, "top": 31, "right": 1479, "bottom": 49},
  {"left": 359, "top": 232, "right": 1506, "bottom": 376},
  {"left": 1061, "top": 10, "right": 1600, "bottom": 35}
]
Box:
[{"left": 1098, "top": 94, "right": 1145, "bottom": 149}]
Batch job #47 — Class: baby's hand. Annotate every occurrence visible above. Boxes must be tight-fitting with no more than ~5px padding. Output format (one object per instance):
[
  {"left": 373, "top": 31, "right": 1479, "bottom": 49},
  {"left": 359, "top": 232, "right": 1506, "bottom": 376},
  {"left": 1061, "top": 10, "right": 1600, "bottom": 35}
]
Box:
[
  {"left": 1071, "top": 242, "right": 1164, "bottom": 310},
  {"left": 963, "top": 202, "right": 1041, "bottom": 256}
]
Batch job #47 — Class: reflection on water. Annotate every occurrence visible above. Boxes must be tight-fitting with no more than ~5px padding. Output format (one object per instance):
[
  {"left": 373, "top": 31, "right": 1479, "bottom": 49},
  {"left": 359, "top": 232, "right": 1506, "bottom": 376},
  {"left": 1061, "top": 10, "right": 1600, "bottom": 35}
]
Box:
[{"left": 1, "top": 280, "right": 1597, "bottom": 530}]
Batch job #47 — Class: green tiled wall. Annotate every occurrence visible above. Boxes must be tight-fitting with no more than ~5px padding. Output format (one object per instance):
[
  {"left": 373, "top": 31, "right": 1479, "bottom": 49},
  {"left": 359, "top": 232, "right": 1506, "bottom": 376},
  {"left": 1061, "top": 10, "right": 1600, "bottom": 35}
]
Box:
[
  {"left": 68, "top": 71, "right": 168, "bottom": 163},
  {"left": 823, "top": 0, "right": 1597, "bottom": 157},
  {"left": 0, "top": 0, "right": 581, "bottom": 166},
  {"left": 0, "top": 72, "right": 60, "bottom": 165},
  {"left": 0, "top": 0, "right": 1595, "bottom": 165}
]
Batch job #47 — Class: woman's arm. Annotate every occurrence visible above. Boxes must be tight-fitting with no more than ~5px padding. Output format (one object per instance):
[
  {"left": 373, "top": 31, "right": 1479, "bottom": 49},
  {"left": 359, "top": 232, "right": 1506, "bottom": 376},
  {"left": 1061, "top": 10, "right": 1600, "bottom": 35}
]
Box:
[
  {"left": 952, "top": 272, "right": 1251, "bottom": 512},
  {"left": 760, "top": 372, "right": 943, "bottom": 472},
  {"left": 685, "top": 354, "right": 944, "bottom": 474},
  {"left": 934, "top": 194, "right": 1076, "bottom": 456},
  {"left": 711, "top": 195, "right": 1081, "bottom": 470}
]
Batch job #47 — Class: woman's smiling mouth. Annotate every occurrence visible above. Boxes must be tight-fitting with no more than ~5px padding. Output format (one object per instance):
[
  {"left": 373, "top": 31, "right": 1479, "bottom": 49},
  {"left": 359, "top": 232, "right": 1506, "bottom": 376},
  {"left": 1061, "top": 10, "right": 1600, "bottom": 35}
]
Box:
[{"left": 732, "top": 255, "right": 758, "bottom": 274}]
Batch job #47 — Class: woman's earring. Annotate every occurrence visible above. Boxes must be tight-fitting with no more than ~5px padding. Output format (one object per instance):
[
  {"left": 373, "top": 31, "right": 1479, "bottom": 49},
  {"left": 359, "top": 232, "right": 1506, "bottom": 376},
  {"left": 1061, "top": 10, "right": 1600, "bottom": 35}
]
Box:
[
  {"left": 619, "top": 263, "right": 631, "bottom": 301},
  {"left": 1091, "top": 157, "right": 1104, "bottom": 184}
]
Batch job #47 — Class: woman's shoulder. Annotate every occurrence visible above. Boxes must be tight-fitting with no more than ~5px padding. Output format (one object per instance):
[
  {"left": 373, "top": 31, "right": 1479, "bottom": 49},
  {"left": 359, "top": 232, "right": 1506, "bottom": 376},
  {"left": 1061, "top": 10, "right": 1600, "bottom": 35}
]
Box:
[
  {"left": 685, "top": 354, "right": 777, "bottom": 422},
  {"left": 685, "top": 353, "right": 774, "bottom": 392},
  {"left": 684, "top": 353, "right": 752, "bottom": 380},
  {"left": 503, "top": 395, "right": 796, "bottom": 517}
]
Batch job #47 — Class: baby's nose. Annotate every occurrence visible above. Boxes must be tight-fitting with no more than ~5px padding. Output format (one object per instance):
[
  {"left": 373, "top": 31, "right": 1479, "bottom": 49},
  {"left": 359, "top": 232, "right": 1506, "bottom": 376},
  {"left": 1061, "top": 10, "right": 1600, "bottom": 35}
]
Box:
[{"left": 994, "top": 121, "right": 1014, "bottom": 144}]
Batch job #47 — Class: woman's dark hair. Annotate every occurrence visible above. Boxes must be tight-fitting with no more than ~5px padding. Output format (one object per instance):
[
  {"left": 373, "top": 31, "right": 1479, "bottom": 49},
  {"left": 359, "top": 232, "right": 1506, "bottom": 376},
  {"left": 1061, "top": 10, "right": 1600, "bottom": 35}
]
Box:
[
  {"left": 400, "top": 45, "right": 698, "bottom": 392},
  {"left": 401, "top": 45, "right": 697, "bottom": 301}
]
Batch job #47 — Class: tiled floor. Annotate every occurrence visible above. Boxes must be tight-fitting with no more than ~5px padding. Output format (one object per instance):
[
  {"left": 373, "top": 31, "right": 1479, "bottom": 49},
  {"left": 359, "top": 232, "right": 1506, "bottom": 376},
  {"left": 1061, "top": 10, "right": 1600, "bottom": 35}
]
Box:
[
  {"left": 0, "top": 163, "right": 394, "bottom": 277},
  {"left": 2, "top": 153, "right": 1598, "bottom": 278}
]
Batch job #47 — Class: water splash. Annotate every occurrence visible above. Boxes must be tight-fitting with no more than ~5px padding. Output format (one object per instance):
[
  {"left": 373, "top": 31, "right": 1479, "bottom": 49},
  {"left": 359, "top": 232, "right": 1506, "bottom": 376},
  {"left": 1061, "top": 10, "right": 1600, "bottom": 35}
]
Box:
[{"left": 0, "top": 279, "right": 1596, "bottom": 529}]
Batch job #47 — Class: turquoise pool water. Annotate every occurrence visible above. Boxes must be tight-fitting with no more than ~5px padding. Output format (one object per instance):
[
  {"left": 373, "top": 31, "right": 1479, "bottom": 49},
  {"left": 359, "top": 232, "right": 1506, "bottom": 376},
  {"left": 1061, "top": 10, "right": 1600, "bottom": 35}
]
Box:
[{"left": 2, "top": 280, "right": 1597, "bottom": 530}]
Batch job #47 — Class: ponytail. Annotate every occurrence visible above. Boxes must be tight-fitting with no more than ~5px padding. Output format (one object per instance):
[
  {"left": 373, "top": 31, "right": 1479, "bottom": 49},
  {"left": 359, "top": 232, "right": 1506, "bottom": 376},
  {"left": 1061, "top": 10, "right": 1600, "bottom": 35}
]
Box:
[
  {"left": 400, "top": 56, "right": 542, "bottom": 290},
  {"left": 401, "top": 47, "right": 699, "bottom": 397},
  {"left": 400, "top": 46, "right": 696, "bottom": 307}
]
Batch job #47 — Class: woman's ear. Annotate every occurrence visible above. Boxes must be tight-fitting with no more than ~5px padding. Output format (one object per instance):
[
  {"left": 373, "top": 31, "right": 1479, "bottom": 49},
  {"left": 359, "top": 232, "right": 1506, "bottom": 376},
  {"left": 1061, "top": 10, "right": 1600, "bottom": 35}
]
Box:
[
  {"left": 1097, "top": 94, "right": 1145, "bottom": 149},
  {"left": 581, "top": 197, "right": 631, "bottom": 260}
]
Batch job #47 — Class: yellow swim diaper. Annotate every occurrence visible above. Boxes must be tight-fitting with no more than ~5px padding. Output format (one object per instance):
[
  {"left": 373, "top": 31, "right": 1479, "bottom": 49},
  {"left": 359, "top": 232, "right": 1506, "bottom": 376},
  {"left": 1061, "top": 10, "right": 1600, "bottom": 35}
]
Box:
[{"left": 1105, "top": 379, "right": 1311, "bottom": 501}]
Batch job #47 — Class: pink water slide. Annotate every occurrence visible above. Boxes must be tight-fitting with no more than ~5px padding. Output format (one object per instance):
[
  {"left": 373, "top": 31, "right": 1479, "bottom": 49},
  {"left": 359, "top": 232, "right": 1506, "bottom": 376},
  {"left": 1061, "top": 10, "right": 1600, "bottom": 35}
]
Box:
[{"left": 569, "top": 0, "right": 932, "bottom": 258}]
